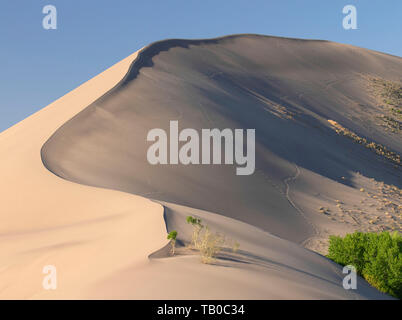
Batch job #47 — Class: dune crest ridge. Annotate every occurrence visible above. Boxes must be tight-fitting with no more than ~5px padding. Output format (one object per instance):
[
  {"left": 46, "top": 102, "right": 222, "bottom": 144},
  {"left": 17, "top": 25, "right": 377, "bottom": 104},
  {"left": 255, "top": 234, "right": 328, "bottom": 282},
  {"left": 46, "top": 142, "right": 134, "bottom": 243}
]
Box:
[
  {"left": 42, "top": 33, "right": 402, "bottom": 245},
  {"left": 0, "top": 49, "right": 170, "bottom": 299},
  {"left": 2, "top": 34, "right": 401, "bottom": 299}
]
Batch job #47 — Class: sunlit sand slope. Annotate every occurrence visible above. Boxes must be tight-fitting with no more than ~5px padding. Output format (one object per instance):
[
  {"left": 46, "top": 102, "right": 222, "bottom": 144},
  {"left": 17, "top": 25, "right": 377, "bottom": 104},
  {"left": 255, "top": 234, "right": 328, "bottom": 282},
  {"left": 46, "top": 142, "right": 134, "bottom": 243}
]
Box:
[
  {"left": 1, "top": 34, "right": 399, "bottom": 299},
  {"left": 0, "top": 50, "right": 167, "bottom": 299}
]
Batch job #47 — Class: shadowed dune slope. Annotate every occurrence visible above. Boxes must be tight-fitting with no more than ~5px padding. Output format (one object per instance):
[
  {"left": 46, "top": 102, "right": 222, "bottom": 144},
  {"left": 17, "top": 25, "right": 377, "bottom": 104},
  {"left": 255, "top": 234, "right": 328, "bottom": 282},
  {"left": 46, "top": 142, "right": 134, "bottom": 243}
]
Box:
[
  {"left": 91, "top": 201, "right": 391, "bottom": 299},
  {"left": 1, "top": 34, "right": 400, "bottom": 299},
  {"left": 42, "top": 34, "right": 402, "bottom": 244}
]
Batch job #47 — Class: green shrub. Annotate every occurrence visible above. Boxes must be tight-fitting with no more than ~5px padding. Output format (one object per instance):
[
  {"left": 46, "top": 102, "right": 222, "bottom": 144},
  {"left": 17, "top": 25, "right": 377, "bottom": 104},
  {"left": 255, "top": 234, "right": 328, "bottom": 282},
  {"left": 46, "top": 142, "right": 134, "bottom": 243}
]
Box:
[
  {"left": 167, "top": 230, "right": 178, "bottom": 255},
  {"left": 327, "top": 231, "right": 402, "bottom": 299},
  {"left": 186, "top": 216, "right": 204, "bottom": 249}
]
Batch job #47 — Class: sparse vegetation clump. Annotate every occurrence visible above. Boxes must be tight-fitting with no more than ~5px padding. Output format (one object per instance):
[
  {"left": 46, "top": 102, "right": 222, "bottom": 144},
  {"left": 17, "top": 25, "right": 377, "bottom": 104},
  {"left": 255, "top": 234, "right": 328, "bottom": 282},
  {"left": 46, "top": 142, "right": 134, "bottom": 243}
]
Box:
[
  {"left": 167, "top": 230, "right": 178, "bottom": 255},
  {"left": 165, "top": 216, "right": 241, "bottom": 263},
  {"left": 368, "top": 77, "right": 402, "bottom": 133},
  {"left": 328, "top": 120, "right": 401, "bottom": 167},
  {"left": 327, "top": 231, "right": 402, "bottom": 299},
  {"left": 198, "top": 226, "right": 226, "bottom": 264},
  {"left": 370, "top": 77, "right": 402, "bottom": 110},
  {"left": 186, "top": 216, "right": 240, "bottom": 264},
  {"left": 379, "top": 115, "right": 402, "bottom": 133},
  {"left": 186, "top": 216, "right": 204, "bottom": 249}
]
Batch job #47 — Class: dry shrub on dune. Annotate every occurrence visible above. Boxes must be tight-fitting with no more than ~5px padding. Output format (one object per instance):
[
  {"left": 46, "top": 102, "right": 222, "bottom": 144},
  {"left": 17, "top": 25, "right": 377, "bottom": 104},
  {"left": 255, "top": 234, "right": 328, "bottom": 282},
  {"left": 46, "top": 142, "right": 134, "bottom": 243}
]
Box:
[{"left": 186, "top": 216, "right": 237, "bottom": 264}]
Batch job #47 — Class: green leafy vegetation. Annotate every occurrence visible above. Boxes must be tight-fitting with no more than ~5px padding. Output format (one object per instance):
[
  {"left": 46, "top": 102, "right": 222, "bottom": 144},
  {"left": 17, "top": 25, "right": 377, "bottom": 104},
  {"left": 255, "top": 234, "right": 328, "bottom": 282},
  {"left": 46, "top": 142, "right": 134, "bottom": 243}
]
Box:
[
  {"left": 167, "top": 230, "right": 178, "bottom": 255},
  {"left": 186, "top": 216, "right": 204, "bottom": 249},
  {"left": 327, "top": 231, "right": 402, "bottom": 299}
]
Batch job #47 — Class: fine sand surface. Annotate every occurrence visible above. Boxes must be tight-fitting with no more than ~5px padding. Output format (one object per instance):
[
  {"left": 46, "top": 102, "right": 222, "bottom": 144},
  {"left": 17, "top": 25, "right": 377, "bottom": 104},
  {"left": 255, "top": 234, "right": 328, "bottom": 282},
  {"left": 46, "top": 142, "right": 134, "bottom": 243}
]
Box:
[
  {"left": 0, "top": 50, "right": 167, "bottom": 299},
  {"left": 43, "top": 34, "right": 402, "bottom": 250},
  {"left": 1, "top": 34, "right": 401, "bottom": 299}
]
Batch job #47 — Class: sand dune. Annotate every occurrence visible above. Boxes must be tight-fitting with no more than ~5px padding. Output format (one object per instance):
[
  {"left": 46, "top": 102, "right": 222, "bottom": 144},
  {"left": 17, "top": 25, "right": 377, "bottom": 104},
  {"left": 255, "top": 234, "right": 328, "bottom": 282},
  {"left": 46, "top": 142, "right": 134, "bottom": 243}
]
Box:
[
  {"left": 42, "top": 34, "right": 401, "bottom": 246},
  {"left": 0, "top": 50, "right": 168, "bottom": 299},
  {"left": 88, "top": 201, "right": 389, "bottom": 299},
  {"left": 1, "top": 34, "right": 401, "bottom": 299}
]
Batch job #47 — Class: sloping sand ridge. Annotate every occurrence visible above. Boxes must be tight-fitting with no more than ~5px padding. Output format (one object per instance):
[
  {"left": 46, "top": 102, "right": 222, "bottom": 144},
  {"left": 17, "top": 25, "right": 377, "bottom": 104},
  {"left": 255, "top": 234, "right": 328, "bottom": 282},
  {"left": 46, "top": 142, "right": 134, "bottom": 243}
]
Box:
[{"left": 1, "top": 34, "right": 401, "bottom": 299}]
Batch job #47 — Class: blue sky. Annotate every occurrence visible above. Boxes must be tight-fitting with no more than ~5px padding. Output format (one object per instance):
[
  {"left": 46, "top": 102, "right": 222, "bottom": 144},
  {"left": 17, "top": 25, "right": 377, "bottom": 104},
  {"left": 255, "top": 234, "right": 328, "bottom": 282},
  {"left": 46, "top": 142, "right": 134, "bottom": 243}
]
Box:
[{"left": 1, "top": 0, "right": 401, "bottom": 132}]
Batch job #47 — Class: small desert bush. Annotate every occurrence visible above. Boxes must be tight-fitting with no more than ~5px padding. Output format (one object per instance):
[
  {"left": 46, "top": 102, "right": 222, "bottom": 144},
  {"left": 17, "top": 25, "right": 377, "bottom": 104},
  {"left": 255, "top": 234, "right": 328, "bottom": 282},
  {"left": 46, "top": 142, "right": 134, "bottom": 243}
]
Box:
[
  {"left": 186, "top": 216, "right": 239, "bottom": 264},
  {"left": 167, "top": 230, "right": 178, "bottom": 255},
  {"left": 198, "top": 226, "right": 226, "bottom": 264},
  {"left": 186, "top": 216, "right": 204, "bottom": 249},
  {"left": 327, "top": 231, "right": 402, "bottom": 299}
]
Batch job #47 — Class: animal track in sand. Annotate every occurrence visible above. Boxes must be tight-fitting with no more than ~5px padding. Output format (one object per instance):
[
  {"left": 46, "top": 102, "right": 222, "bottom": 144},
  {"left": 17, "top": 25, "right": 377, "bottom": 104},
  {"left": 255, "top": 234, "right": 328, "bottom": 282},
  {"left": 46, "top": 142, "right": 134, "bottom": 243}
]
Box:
[{"left": 283, "top": 164, "right": 321, "bottom": 248}]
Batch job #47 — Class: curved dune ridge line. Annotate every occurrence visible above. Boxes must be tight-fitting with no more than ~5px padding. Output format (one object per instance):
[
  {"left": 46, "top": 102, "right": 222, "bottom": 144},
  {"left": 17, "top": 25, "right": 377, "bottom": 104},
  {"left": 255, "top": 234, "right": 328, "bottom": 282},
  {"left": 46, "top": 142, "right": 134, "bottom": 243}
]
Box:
[
  {"left": 1, "top": 34, "right": 399, "bottom": 299},
  {"left": 41, "top": 35, "right": 401, "bottom": 242},
  {"left": 0, "top": 49, "right": 168, "bottom": 299}
]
